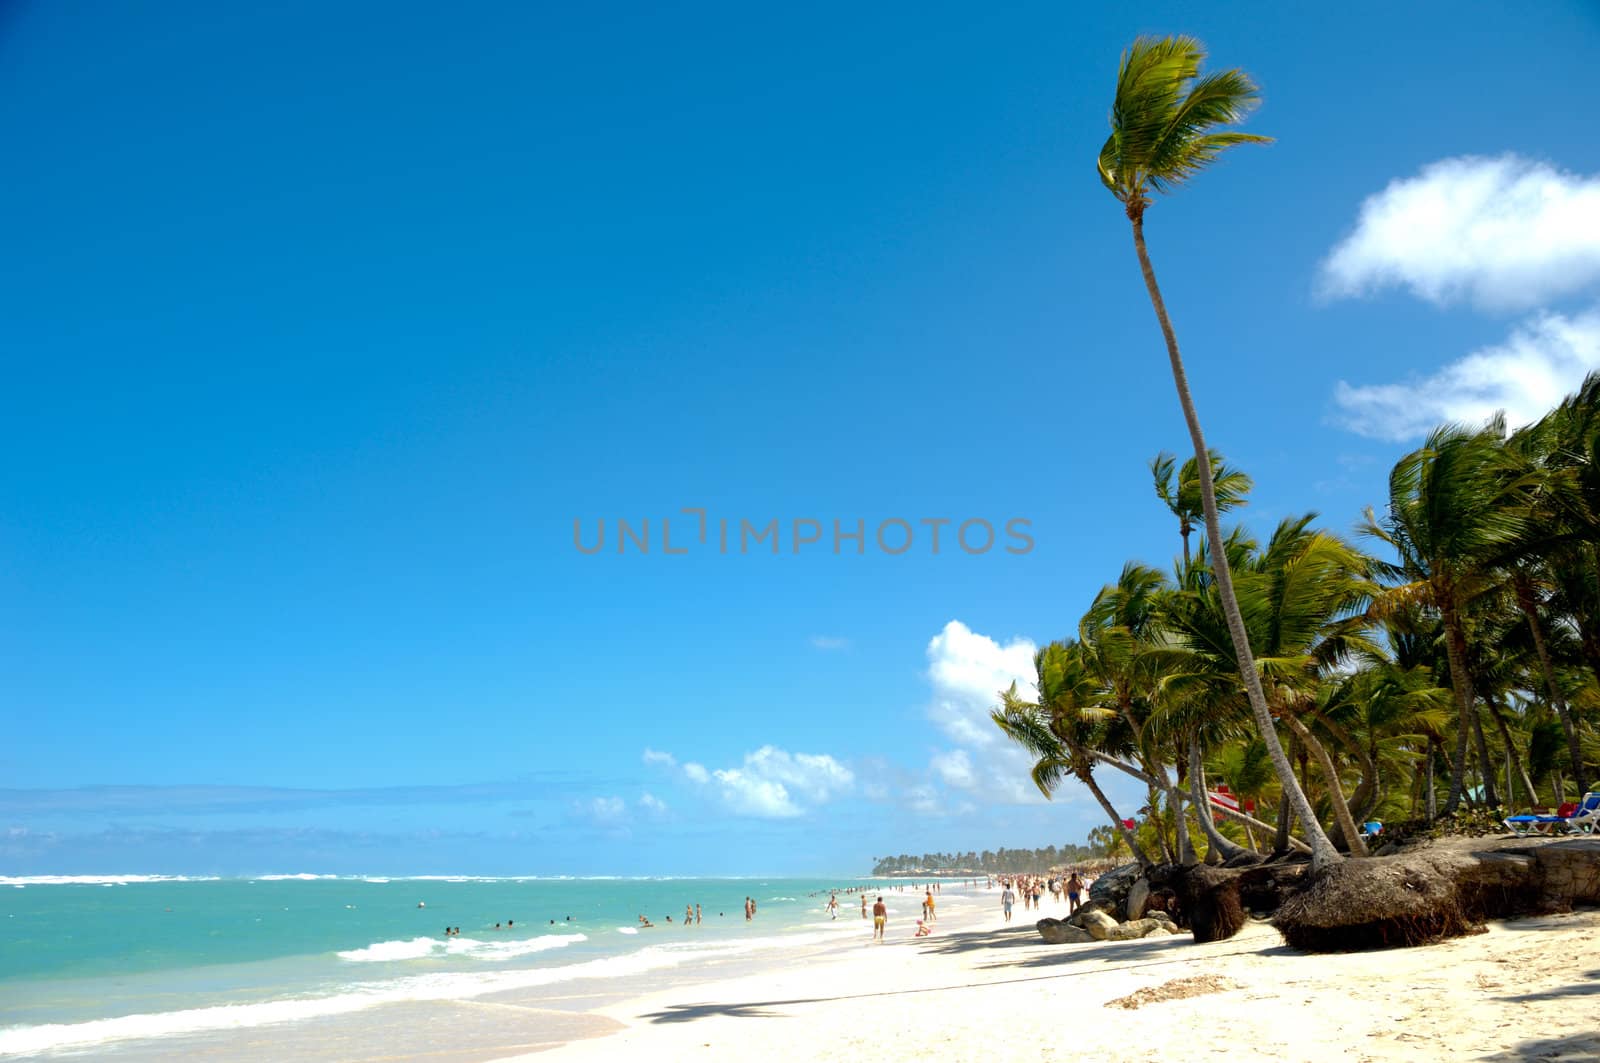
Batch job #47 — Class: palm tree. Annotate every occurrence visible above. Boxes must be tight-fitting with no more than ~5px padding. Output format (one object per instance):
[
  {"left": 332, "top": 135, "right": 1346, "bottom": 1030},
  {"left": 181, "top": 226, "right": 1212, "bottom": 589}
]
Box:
[
  {"left": 1087, "top": 824, "right": 1127, "bottom": 859},
  {"left": 1098, "top": 35, "right": 1340, "bottom": 873},
  {"left": 1080, "top": 563, "right": 1186, "bottom": 861},
  {"left": 1362, "top": 422, "right": 1531, "bottom": 814},
  {"left": 1503, "top": 377, "right": 1600, "bottom": 790},
  {"left": 1209, "top": 736, "right": 1278, "bottom": 850},
  {"left": 1152, "top": 449, "right": 1255, "bottom": 566},
  {"left": 993, "top": 643, "right": 1155, "bottom": 866},
  {"left": 1158, "top": 517, "right": 1379, "bottom": 855}
]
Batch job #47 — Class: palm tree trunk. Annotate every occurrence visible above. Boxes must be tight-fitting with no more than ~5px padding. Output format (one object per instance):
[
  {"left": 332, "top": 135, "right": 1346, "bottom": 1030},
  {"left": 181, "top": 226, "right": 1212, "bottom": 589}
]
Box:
[
  {"left": 1280, "top": 714, "right": 1369, "bottom": 857},
  {"left": 1169, "top": 794, "right": 1196, "bottom": 866},
  {"left": 1128, "top": 213, "right": 1340, "bottom": 875},
  {"left": 1425, "top": 740, "right": 1437, "bottom": 819},
  {"left": 1513, "top": 571, "right": 1588, "bottom": 793},
  {"left": 1173, "top": 739, "right": 1197, "bottom": 865},
  {"left": 1471, "top": 708, "right": 1499, "bottom": 807},
  {"left": 1274, "top": 798, "right": 1293, "bottom": 855},
  {"left": 1188, "top": 736, "right": 1251, "bottom": 862},
  {"left": 1438, "top": 594, "right": 1476, "bottom": 815},
  {"left": 1150, "top": 786, "right": 1177, "bottom": 864},
  {"left": 1081, "top": 771, "right": 1155, "bottom": 869},
  {"left": 1486, "top": 697, "right": 1538, "bottom": 807},
  {"left": 1088, "top": 750, "right": 1310, "bottom": 853},
  {"left": 1312, "top": 710, "right": 1378, "bottom": 835}
]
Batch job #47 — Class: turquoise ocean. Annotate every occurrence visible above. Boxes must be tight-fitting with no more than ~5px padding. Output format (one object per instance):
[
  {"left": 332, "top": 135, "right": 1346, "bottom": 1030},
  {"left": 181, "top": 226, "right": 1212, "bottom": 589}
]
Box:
[{"left": 0, "top": 874, "right": 951, "bottom": 1058}]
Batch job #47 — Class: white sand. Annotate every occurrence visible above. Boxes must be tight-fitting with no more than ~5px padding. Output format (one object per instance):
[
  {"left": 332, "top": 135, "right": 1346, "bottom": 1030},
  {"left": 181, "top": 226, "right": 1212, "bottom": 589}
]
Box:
[{"left": 505, "top": 891, "right": 1600, "bottom": 1063}]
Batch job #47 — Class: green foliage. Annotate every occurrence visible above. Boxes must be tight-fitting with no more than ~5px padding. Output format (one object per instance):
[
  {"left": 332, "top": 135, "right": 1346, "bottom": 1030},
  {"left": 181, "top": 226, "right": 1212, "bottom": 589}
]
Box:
[
  {"left": 870, "top": 845, "right": 1099, "bottom": 876},
  {"left": 1378, "top": 807, "right": 1510, "bottom": 845},
  {"left": 1098, "top": 35, "right": 1272, "bottom": 214},
  {"left": 991, "top": 210, "right": 1600, "bottom": 853}
]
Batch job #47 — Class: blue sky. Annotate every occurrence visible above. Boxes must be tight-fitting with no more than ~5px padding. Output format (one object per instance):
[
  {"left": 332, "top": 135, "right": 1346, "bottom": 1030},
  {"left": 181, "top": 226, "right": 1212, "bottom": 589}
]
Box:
[{"left": 4, "top": 1, "right": 1600, "bottom": 876}]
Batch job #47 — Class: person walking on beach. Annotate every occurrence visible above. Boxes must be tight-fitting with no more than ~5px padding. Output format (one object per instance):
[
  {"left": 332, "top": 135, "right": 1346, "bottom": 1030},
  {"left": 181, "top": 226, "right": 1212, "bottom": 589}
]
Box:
[
  {"left": 1067, "top": 872, "right": 1084, "bottom": 915},
  {"left": 826, "top": 894, "right": 838, "bottom": 920},
  {"left": 872, "top": 896, "right": 887, "bottom": 941},
  {"left": 695, "top": 903, "right": 702, "bottom": 925},
  {"left": 861, "top": 895, "right": 868, "bottom": 919},
  {"left": 924, "top": 889, "right": 935, "bottom": 923},
  {"left": 1001, "top": 884, "right": 1015, "bottom": 922}
]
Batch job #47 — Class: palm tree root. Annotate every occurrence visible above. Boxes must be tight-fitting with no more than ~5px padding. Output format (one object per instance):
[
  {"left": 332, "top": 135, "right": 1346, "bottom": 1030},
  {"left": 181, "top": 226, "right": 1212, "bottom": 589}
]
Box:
[
  {"left": 1146, "top": 860, "right": 1311, "bottom": 943},
  {"left": 1272, "top": 848, "right": 1554, "bottom": 952}
]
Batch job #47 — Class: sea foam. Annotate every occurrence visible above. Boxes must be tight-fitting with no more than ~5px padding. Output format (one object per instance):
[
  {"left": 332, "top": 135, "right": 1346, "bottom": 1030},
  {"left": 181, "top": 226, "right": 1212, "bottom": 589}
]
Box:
[
  {"left": 0, "top": 875, "right": 219, "bottom": 887},
  {"left": 0, "top": 929, "right": 841, "bottom": 1057},
  {"left": 336, "top": 933, "right": 587, "bottom": 963}
]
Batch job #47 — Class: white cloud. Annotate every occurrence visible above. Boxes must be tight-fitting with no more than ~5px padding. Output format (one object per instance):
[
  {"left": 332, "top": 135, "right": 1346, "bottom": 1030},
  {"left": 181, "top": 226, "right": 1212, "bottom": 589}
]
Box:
[
  {"left": 1334, "top": 307, "right": 1600, "bottom": 440},
  {"left": 656, "top": 745, "right": 853, "bottom": 818},
  {"left": 925, "top": 621, "right": 1037, "bottom": 749},
  {"left": 585, "top": 796, "right": 626, "bottom": 824},
  {"left": 809, "top": 635, "right": 850, "bottom": 651},
  {"left": 708, "top": 747, "right": 853, "bottom": 818},
  {"left": 905, "top": 784, "right": 941, "bottom": 815},
  {"left": 739, "top": 746, "right": 854, "bottom": 802},
  {"left": 638, "top": 792, "right": 667, "bottom": 816},
  {"left": 1319, "top": 155, "right": 1600, "bottom": 312},
  {"left": 641, "top": 749, "right": 676, "bottom": 767},
  {"left": 930, "top": 749, "right": 976, "bottom": 790},
  {"left": 710, "top": 769, "right": 801, "bottom": 818},
  {"left": 924, "top": 621, "right": 1044, "bottom": 806}
]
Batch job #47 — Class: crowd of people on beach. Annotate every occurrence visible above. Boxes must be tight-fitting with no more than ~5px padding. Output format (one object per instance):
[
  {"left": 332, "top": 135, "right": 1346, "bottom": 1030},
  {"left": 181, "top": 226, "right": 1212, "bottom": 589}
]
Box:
[
  {"left": 998, "top": 872, "right": 1089, "bottom": 922},
  {"left": 801, "top": 872, "right": 1098, "bottom": 941},
  {"left": 633, "top": 897, "right": 759, "bottom": 928},
  {"left": 428, "top": 874, "right": 1095, "bottom": 943}
]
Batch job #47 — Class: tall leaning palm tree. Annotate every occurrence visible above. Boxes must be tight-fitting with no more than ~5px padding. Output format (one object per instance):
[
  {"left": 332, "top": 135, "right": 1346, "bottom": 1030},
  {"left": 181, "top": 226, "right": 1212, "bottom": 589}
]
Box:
[{"left": 1098, "top": 35, "right": 1341, "bottom": 872}]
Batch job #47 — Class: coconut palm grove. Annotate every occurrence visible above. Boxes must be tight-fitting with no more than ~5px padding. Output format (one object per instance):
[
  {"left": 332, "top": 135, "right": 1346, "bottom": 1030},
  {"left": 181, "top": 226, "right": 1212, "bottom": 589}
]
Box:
[{"left": 971, "top": 36, "right": 1600, "bottom": 951}]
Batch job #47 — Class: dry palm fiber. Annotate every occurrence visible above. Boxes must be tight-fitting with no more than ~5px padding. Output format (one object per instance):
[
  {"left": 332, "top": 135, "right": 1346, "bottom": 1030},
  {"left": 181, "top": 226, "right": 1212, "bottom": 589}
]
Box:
[{"left": 1273, "top": 852, "right": 1477, "bottom": 952}]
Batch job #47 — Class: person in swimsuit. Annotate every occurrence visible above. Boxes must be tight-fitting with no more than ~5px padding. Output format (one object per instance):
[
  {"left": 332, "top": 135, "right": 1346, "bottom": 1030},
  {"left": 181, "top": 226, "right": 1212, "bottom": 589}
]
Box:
[{"left": 872, "top": 896, "right": 887, "bottom": 941}]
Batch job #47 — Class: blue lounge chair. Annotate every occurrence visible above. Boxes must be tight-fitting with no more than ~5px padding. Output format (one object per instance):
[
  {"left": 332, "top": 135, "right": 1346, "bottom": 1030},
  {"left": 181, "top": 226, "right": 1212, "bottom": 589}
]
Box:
[
  {"left": 1565, "top": 792, "right": 1600, "bottom": 834},
  {"left": 1504, "top": 793, "right": 1600, "bottom": 836}
]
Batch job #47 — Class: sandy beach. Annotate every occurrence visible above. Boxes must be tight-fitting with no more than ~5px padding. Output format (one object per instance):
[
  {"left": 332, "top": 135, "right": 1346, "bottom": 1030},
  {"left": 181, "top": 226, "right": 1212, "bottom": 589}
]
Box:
[{"left": 499, "top": 887, "right": 1600, "bottom": 1063}]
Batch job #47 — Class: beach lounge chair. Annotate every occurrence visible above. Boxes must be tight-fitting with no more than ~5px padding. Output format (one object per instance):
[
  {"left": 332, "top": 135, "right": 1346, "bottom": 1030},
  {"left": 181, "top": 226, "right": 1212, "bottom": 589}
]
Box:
[
  {"left": 1563, "top": 792, "right": 1600, "bottom": 834},
  {"left": 1504, "top": 793, "right": 1600, "bottom": 836},
  {"left": 1504, "top": 810, "right": 1569, "bottom": 836}
]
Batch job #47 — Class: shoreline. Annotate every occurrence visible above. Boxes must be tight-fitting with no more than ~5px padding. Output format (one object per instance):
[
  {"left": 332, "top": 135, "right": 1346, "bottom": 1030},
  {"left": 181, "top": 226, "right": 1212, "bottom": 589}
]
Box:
[
  {"left": 501, "top": 888, "right": 1600, "bottom": 1063},
  {"left": 9, "top": 879, "right": 1599, "bottom": 1060}
]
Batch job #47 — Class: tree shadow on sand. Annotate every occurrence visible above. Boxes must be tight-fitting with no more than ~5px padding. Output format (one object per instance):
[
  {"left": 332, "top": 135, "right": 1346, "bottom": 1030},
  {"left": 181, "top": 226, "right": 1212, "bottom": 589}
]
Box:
[
  {"left": 640, "top": 1002, "right": 792, "bottom": 1024},
  {"left": 915, "top": 926, "right": 1047, "bottom": 956},
  {"left": 1476, "top": 1032, "right": 1600, "bottom": 1061},
  {"left": 1492, "top": 912, "right": 1600, "bottom": 934},
  {"left": 1496, "top": 969, "right": 1600, "bottom": 1005},
  {"left": 637, "top": 930, "right": 1295, "bottom": 1025},
  {"left": 919, "top": 921, "right": 1295, "bottom": 973}
]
